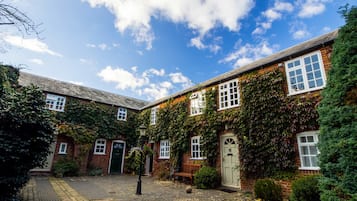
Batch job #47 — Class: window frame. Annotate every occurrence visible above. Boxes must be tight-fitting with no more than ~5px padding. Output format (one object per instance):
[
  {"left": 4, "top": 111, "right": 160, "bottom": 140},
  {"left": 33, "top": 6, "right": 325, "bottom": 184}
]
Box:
[
  {"left": 150, "top": 107, "right": 158, "bottom": 125},
  {"left": 191, "top": 136, "right": 205, "bottom": 160},
  {"left": 94, "top": 139, "right": 106, "bottom": 155},
  {"left": 117, "top": 107, "right": 127, "bottom": 121},
  {"left": 218, "top": 79, "right": 240, "bottom": 110},
  {"left": 58, "top": 142, "right": 67, "bottom": 154},
  {"left": 45, "top": 93, "right": 66, "bottom": 112},
  {"left": 297, "top": 131, "right": 320, "bottom": 170},
  {"left": 285, "top": 51, "right": 327, "bottom": 96},
  {"left": 190, "top": 90, "right": 206, "bottom": 116},
  {"left": 159, "top": 140, "right": 170, "bottom": 159}
]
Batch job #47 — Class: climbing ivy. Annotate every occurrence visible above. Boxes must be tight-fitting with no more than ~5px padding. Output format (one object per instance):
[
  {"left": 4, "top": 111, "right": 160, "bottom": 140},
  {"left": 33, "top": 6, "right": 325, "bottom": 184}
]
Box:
[
  {"left": 56, "top": 98, "right": 139, "bottom": 147},
  {"left": 140, "top": 68, "right": 322, "bottom": 179},
  {"left": 236, "top": 70, "right": 296, "bottom": 178}
]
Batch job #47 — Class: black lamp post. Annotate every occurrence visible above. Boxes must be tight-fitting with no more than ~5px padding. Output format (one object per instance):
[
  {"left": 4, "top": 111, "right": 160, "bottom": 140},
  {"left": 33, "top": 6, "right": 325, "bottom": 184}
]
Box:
[{"left": 136, "top": 124, "right": 147, "bottom": 195}]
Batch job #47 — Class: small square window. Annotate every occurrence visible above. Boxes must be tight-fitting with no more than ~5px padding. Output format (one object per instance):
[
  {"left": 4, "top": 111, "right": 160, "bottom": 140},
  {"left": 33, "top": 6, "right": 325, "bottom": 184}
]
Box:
[
  {"left": 285, "top": 51, "right": 326, "bottom": 95},
  {"left": 94, "top": 139, "right": 106, "bottom": 155},
  {"left": 46, "top": 94, "right": 66, "bottom": 112},
  {"left": 117, "top": 107, "right": 127, "bottom": 121},
  {"left": 297, "top": 131, "right": 320, "bottom": 170},
  {"left": 58, "top": 143, "right": 67, "bottom": 154},
  {"left": 159, "top": 140, "right": 170, "bottom": 159}
]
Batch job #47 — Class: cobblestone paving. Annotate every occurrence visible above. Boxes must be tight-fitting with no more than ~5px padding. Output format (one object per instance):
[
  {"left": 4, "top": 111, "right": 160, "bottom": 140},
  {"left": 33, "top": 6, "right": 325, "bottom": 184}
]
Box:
[{"left": 21, "top": 175, "right": 253, "bottom": 201}]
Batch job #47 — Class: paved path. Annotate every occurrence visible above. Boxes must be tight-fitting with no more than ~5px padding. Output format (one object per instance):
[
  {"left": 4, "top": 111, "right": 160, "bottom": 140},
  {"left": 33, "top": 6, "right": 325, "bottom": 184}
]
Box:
[{"left": 21, "top": 175, "right": 253, "bottom": 201}]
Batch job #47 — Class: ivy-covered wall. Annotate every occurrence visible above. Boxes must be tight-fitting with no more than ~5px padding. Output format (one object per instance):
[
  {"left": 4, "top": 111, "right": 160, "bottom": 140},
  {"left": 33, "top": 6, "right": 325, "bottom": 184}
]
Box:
[{"left": 140, "top": 45, "right": 332, "bottom": 184}]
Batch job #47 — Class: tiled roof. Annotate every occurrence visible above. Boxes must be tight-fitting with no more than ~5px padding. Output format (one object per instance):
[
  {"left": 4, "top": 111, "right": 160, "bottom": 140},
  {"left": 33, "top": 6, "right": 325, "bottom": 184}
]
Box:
[
  {"left": 142, "top": 30, "right": 338, "bottom": 109},
  {"left": 18, "top": 72, "right": 149, "bottom": 110}
]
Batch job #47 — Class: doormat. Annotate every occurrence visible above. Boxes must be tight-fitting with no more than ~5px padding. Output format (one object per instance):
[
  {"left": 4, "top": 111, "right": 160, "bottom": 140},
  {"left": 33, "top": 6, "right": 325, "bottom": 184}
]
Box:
[{"left": 218, "top": 187, "right": 237, "bottom": 193}]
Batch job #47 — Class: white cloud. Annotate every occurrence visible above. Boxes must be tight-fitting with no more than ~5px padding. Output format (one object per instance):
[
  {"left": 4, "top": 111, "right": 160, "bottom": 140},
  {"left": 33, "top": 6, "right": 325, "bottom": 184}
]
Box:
[
  {"left": 4, "top": 35, "right": 62, "bottom": 57},
  {"left": 292, "top": 30, "right": 310, "bottom": 39},
  {"left": 29, "top": 58, "right": 44, "bottom": 65},
  {"left": 169, "top": 72, "right": 193, "bottom": 88},
  {"left": 86, "top": 43, "right": 96, "bottom": 48},
  {"left": 220, "top": 40, "right": 277, "bottom": 68},
  {"left": 98, "top": 43, "right": 109, "bottom": 50},
  {"left": 297, "top": 0, "right": 329, "bottom": 18},
  {"left": 190, "top": 37, "right": 206, "bottom": 50},
  {"left": 145, "top": 68, "right": 165, "bottom": 76},
  {"left": 189, "top": 36, "right": 222, "bottom": 53},
  {"left": 79, "top": 58, "right": 94, "bottom": 65},
  {"left": 290, "top": 21, "right": 311, "bottom": 39},
  {"left": 137, "top": 50, "right": 144, "bottom": 55},
  {"left": 253, "top": 0, "right": 293, "bottom": 35},
  {"left": 97, "top": 65, "right": 191, "bottom": 100},
  {"left": 98, "top": 66, "right": 149, "bottom": 90},
  {"left": 322, "top": 26, "right": 331, "bottom": 33},
  {"left": 131, "top": 66, "right": 138, "bottom": 72},
  {"left": 84, "top": 0, "right": 254, "bottom": 50}
]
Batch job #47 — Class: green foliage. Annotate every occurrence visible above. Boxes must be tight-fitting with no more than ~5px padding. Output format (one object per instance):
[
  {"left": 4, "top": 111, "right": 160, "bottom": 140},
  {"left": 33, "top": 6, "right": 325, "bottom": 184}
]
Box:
[
  {"left": 290, "top": 175, "right": 321, "bottom": 201},
  {"left": 125, "top": 145, "right": 153, "bottom": 174},
  {"left": 154, "top": 160, "right": 171, "bottom": 180},
  {"left": 0, "top": 65, "right": 54, "bottom": 200},
  {"left": 56, "top": 99, "right": 139, "bottom": 147},
  {"left": 194, "top": 166, "right": 220, "bottom": 189},
  {"left": 237, "top": 70, "right": 296, "bottom": 178},
  {"left": 53, "top": 158, "right": 79, "bottom": 177},
  {"left": 87, "top": 166, "right": 103, "bottom": 176},
  {"left": 318, "top": 6, "right": 357, "bottom": 201},
  {"left": 254, "top": 179, "right": 282, "bottom": 201}
]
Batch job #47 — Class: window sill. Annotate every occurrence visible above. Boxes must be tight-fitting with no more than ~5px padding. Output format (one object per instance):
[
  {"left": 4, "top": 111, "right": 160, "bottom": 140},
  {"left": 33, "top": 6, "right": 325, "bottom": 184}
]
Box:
[
  {"left": 298, "top": 167, "right": 320, "bottom": 171},
  {"left": 158, "top": 157, "right": 170, "bottom": 160},
  {"left": 190, "top": 113, "right": 203, "bottom": 117},
  {"left": 288, "top": 86, "right": 325, "bottom": 96},
  {"left": 218, "top": 104, "right": 240, "bottom": 111},
  {"left": 94, "top": 153, "right": 106, "bottom": 155},
  {"left": 190, "top": 157, "right": 206, "bottom": 160}
]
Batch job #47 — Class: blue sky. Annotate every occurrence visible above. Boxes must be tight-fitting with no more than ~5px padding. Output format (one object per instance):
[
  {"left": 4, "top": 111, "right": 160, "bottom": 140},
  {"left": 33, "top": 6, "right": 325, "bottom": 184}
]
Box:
[{"left": 1, "top": 0, "right": 354, "bottom": 101}]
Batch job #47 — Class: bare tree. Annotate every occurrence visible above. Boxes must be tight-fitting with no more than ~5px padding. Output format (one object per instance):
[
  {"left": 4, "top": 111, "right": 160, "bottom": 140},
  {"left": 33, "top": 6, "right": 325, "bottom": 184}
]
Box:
[{"left": 0, "top": 0, "right": 40, "bottom": 36}]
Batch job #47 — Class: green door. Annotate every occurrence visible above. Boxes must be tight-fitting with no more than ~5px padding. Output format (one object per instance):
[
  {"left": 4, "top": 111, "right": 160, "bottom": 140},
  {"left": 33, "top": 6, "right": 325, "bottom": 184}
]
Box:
[{"left": 110, "top": 141, "right": 125, "bottom": 174}]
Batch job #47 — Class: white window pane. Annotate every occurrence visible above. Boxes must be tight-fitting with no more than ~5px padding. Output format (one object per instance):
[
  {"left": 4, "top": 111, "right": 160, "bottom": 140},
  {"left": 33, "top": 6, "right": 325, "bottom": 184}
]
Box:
[{"left": 302, "top": 156, "right": 310, "bottom": 167}]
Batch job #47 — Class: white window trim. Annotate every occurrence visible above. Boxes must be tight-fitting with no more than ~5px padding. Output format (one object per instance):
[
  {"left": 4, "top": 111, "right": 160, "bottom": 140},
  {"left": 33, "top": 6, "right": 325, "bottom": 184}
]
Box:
[
  {"left": 159, "top": 140, "right": 170, "bottom": 159},
  {"left": 190, "top": 90, "right": 206, "bottom": 116},
  {"left": 94, "top": 139, "right": 106, "bottom": 155},
  {"left": 46, "top": 94, "right": 66, "bottom": 112},
  {"left": 218, "top": 79, "right": 240, "bottom": 111},
  {"left": 117, "top": 107, "right": 127, "bottom": 121},
  {"left": 190, "top": 136, "right": 205, "bottom": 160},
  {"left": 285, "top": 51, "right": 327, "bottom": 96},
  {"left": 150, "top": 106, "right": 158, "bottom": 125},
  {"left": 297, "top": 131, "right": 320, "bottom": 170},
  {"left": 58, "top": 142, "right": 67, "bottom": 154}
]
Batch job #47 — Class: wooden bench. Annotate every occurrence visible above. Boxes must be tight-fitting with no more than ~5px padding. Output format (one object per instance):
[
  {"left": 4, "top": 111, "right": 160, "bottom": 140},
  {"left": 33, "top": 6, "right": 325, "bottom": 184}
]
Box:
[{"left": 173, "top": 163, "right": 202, "bottom": 184}]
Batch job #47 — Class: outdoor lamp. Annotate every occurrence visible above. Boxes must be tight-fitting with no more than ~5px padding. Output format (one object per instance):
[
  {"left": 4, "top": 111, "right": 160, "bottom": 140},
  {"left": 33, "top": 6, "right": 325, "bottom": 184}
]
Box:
[{"left": 136, "top": 124, "right": 147, "bottom": 195}]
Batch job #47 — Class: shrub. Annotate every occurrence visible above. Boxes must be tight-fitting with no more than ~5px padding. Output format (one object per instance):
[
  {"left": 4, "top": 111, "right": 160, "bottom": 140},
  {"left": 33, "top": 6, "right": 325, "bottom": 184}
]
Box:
[
  {"left": 88, "top": 167, "right": 103, "bottom": 176},
  {"left": 53, "top": 158, "right": 79, "bottom": 177},
  {"left": 0, "top": 65, "right": 54, "bottom": 200},
  {"left": 290, "top": 175, "right": 321, "bottom": 201},
  {"left": 154, "top": 161, "right": 170, "bottom": 180},
  {"left": 254, "top": 179, "right": 282, "bottom": 201},
  {"left": 194, "top": 166, "right": 220, "bottom": 189}
]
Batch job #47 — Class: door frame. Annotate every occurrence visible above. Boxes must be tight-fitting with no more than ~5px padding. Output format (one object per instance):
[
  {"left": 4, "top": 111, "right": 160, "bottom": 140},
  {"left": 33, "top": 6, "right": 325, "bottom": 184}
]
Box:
[
  {"left": 108, "top": 140, "right": 126, "bottom": 174},
  {"left": 220, "top": 133, "right": 240, "bottom": 188}
]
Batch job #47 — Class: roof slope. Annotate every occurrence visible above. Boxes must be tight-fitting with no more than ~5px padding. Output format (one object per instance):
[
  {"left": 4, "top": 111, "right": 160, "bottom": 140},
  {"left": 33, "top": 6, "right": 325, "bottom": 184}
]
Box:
[
  {"left": 143, "top": 30, "right": 338, "bottom": 109},
  {"left": 19, "top": 72, "right": 149, "bottom": 110}
]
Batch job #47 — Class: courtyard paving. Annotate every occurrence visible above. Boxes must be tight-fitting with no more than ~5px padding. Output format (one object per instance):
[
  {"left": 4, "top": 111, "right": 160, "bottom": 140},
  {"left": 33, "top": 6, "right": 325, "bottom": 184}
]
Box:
[{"left": 20, "top": 175, "right": 254, "bottom": 201}]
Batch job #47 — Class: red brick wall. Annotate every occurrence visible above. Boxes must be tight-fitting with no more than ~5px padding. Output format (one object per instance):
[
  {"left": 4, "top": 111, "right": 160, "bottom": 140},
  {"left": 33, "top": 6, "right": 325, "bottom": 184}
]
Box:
[
  {"left": 88, "top": 139, "right": 113, "bottom": 175},
  {"left": 52, "top": 134, "right": 74, "bottom": 165}
]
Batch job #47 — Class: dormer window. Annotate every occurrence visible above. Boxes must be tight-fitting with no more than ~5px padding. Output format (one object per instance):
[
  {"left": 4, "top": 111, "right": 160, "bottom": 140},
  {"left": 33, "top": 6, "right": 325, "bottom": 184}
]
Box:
[
  {"left": 190, "top": 90, "right": 206, "bottom": 116},
  {"left": 117, "top": 107, "right": 127, "bottom": 121},
  {"left": 45, "top": 94, "right": 66, "bottom": 112},
  {"left": 285, "top": 51, "right": 327, "bottom": 95}
]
